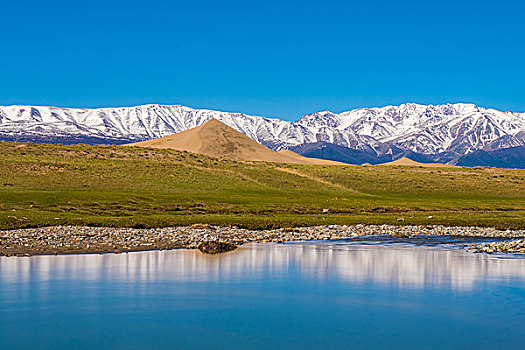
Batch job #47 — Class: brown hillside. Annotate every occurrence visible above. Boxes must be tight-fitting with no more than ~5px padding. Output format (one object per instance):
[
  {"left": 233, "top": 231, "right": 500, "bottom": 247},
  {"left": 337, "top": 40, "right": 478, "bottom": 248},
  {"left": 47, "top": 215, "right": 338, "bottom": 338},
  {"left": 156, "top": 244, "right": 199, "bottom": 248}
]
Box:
[
  {"left": 130, "top": 119, "right": 344, "bottom": 165},
  {"left": 277, "top": 149, "right": 347, "bottom": 165},
  {"left": 380, "top": 157, "right": 458, "bottom": 168}
]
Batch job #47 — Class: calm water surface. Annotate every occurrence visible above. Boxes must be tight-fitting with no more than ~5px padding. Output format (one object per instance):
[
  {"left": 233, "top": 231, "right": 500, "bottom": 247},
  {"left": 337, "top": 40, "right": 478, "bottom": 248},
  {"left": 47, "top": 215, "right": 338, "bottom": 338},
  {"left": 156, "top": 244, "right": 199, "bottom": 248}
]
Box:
[{"left": 1, "top": 240, "right": 524, "bottom": 349}]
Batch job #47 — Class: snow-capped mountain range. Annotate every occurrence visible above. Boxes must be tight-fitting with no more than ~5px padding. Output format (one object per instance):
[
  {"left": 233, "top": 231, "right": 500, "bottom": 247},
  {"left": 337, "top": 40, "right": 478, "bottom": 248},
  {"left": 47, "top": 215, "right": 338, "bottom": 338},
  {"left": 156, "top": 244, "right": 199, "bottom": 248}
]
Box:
[{"left": 1, "top": 103, "right": 524, "bottom": 163}]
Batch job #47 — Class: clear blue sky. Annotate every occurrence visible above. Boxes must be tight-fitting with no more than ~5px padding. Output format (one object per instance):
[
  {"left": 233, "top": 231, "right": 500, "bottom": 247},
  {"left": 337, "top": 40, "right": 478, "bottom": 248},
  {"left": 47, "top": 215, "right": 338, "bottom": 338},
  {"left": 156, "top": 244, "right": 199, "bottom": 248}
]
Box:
[{"left": 1, "top": 0, "right": 524, "bottom": 120}]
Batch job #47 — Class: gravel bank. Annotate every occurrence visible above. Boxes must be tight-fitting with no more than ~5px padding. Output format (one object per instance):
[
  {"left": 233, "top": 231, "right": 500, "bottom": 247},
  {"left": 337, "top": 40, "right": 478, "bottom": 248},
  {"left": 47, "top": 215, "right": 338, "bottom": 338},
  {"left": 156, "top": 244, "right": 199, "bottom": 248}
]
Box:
[
  {"left": 1, "top": 224, "right": 525, "bottom": 257},
  {"left": 469, "top": 239, "right": 525, "bottom": 254}
]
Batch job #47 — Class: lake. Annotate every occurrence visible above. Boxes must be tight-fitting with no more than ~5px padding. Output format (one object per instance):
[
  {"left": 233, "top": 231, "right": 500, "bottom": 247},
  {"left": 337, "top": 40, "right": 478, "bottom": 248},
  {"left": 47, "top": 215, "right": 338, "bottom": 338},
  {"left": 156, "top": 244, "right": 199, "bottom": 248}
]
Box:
[{"left": 1, "top": 240, "right": 524, "bottom": 349}]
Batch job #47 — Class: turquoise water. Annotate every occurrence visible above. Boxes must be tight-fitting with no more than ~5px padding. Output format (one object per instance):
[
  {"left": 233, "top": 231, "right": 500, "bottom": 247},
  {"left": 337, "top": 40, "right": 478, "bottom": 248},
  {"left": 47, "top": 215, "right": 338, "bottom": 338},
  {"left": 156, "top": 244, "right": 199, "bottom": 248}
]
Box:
[{"left": 1, "top": 241, "right": 524, "bottom": 349}]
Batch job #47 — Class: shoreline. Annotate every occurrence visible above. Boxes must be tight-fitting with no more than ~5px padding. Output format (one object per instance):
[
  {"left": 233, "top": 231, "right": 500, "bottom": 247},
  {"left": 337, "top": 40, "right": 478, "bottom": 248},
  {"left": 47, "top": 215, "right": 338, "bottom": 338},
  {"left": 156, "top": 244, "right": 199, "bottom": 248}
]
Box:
[{"left": 2, "top": 224, "right": 525, "bottom": 257}]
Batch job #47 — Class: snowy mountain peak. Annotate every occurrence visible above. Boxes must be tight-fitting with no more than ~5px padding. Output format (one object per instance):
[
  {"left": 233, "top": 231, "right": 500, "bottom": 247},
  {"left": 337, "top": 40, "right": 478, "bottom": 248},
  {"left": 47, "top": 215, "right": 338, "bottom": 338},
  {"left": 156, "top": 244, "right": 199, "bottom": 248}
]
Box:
[{"left": 0, "top": 103, "right": 523, "bottom": 162}]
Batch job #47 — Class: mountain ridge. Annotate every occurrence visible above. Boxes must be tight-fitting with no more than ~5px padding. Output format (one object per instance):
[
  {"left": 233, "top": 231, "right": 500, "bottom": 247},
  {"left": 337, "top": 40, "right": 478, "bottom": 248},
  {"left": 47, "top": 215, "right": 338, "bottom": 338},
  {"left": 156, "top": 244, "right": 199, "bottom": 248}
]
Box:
[{"left": 1, "top": 102, "right": 524, "bottom": 166}]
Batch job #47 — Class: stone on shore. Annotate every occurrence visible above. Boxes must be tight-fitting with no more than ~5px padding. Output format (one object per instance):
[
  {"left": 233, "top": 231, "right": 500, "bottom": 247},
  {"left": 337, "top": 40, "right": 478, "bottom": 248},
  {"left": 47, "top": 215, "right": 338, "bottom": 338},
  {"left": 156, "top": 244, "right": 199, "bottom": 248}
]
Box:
[{"left": 197, "top": 241, "right": 237, "bottom": 254}]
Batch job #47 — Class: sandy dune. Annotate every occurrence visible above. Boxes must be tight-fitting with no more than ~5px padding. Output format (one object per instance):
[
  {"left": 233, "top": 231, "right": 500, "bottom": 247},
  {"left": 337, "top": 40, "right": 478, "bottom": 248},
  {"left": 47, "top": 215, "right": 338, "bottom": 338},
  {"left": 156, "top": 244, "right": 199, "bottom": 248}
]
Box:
[
  {"left": 380, "top": 157, "right": 457, "bottom": 168},
  {"left": 276, "top": 149, "right": 346, "bottom": 165},
  {"left": 130, "top": 119, "right": 344, "bottom": 165}
]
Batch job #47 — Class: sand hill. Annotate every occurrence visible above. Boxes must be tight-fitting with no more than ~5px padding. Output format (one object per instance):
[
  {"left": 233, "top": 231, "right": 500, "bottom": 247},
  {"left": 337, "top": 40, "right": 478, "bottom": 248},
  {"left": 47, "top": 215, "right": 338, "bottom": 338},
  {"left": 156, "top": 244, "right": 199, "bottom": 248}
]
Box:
[
  {"left": 276, "top": 149, "right": 347, "bottom": 165},
  {"left": 130, "top": 119, "right": 344, "bottom": 165},
  {"left": 380, "top": 157, "right": 457, "bottom": 168}
]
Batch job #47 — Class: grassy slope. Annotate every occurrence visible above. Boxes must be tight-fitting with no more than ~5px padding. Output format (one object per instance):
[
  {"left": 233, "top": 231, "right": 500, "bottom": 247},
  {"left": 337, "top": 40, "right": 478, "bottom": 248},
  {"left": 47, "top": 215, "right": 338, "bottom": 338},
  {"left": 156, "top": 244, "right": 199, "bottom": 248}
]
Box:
[{"left": 0, "top": 142, "right": 524, "bottom": 230}]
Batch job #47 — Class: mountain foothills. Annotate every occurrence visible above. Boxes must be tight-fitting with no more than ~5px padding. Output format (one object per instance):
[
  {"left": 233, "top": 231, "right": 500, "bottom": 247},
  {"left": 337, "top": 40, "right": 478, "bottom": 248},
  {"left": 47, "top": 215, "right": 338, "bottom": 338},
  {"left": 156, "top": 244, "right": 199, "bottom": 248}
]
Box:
[{"left": 1, "top": 103, "right": 524, "bottom": 167}]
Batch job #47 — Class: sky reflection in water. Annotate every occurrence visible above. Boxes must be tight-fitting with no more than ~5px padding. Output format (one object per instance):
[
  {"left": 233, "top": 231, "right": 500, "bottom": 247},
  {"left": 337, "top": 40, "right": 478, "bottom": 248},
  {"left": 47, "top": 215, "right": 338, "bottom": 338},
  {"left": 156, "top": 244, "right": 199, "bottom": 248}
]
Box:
[{"left": 1, "top": 242, "right": 524, "bottom": 349}]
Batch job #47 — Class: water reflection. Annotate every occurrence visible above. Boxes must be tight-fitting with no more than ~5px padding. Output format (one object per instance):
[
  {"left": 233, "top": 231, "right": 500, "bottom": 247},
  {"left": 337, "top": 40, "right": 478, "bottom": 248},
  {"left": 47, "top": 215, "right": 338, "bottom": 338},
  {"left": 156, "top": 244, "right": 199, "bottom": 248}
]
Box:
[{"left": 1, "top": 242, "right": 524, "bottom": 291}]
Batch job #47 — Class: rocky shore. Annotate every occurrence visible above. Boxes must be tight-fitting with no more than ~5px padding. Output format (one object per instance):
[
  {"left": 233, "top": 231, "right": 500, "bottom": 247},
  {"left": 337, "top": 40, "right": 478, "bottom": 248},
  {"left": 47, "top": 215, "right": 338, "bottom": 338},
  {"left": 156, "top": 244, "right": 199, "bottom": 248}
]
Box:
[
  {"left": 1, "top": 224, "right": 525, "bottom": 257},
  {"left": 469, "top": 239, "right": 525, "bottom": 254}
]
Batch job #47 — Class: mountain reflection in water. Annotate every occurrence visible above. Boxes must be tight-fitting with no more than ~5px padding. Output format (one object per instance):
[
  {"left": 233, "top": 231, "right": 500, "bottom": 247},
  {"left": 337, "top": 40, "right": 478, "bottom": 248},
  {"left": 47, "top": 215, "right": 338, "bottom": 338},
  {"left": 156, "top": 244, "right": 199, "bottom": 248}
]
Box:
[{"left": 2, "top": 242, "right": 524, "bottom": 291}]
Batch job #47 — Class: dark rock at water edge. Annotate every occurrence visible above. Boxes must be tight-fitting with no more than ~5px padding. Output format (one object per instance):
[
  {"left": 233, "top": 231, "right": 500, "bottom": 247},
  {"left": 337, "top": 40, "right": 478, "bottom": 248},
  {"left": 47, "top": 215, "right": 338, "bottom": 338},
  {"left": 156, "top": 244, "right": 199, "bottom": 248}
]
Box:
[{"left": 197, "top": 241, "right": 238, "bottom": 254}]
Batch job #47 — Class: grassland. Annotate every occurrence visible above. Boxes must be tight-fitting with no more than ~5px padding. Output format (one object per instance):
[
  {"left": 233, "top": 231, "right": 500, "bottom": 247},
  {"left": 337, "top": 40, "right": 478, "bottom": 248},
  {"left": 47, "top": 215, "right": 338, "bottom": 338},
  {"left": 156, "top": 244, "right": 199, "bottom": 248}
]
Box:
[{"left": 0, "top": 142, "right": 524, "bottom": 230}]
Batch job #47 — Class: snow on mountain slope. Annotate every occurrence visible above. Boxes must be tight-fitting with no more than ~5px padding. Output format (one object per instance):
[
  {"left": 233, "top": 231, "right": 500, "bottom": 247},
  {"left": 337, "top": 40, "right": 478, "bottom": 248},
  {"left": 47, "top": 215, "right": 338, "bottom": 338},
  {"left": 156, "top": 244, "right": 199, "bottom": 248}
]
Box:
[{"left": 0, "top": 103, "right": 524, "bottom": 160}]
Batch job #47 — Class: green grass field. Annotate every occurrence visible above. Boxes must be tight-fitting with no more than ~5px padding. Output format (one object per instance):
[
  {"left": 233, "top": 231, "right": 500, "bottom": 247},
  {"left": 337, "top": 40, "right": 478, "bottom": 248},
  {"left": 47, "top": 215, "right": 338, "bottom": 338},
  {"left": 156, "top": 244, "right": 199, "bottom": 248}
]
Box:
[{"left": 1, "top": 142, "right": 524, "bottom": 230}]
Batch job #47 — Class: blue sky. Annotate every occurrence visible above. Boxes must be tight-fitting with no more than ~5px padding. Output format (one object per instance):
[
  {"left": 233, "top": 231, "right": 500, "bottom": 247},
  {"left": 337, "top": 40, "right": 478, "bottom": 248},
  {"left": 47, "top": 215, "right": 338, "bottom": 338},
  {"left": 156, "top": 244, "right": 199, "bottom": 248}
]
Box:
[{"left": 1, "top": 0, "right": 524, "bottom": 120}]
